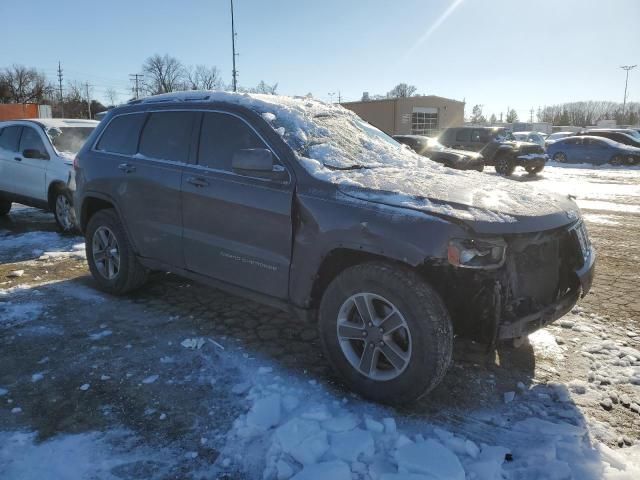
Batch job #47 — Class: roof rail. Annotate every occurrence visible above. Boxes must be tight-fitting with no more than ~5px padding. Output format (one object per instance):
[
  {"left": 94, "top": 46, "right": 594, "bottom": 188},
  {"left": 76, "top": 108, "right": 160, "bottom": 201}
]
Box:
[{"left": 127, "top": 92, "right": 213, "bottom": 105}]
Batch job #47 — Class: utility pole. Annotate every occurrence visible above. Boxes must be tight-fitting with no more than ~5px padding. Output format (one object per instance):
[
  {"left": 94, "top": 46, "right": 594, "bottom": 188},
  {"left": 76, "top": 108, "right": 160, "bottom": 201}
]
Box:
[
  {"left": 620, "top": 65, "right": 637, "bottom": 119},
  {"left": 230, "top": 0, "right": 238, "bottom": 92},
  {"left": 129, "top": 74, "right": 143, "bottom": 99},
  {"left": 338, "top": 91, "right": 342, "bottom": 103},
  {"left": 529, "top": 107, "right": 534, "bottom": 123},
  {"left": 84, "top": 82, "right": 92, "bottom": 119},
  {"left": 57, "top": 61, "right": 64, "bottom": 117}
]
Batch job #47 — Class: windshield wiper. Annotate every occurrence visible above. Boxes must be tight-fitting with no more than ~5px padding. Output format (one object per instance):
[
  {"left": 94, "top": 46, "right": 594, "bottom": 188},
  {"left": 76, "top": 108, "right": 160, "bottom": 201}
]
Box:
[{"left": 323, "top": 162, "right": 372, "bottom": 171}]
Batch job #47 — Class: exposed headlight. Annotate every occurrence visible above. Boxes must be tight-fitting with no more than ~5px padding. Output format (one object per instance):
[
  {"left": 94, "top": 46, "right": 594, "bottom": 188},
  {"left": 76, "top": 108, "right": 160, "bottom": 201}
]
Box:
[{"left": 447, "top": 237, "right": 506, "bottom": 269}]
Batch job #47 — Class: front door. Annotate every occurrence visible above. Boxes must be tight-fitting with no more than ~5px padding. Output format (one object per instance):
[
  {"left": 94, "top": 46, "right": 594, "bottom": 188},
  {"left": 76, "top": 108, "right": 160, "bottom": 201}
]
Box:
[{"left": 181, "top": 111, "right": 294, "bottom": 299}]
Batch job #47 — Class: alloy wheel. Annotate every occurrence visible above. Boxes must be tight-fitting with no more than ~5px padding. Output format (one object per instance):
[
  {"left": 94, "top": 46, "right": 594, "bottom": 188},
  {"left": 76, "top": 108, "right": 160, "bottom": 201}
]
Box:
[
  {"left": 336, "top": 293, "right": 412, "bottom": 381},
  {"left": 92, "top": 226, "right": 120, "bottom": 280},
  {"left": 55, "top": 194, "right": 75, "bottom": 231},
  {"left": 554, "top": 152, "right": 566, "bottom": 163}
]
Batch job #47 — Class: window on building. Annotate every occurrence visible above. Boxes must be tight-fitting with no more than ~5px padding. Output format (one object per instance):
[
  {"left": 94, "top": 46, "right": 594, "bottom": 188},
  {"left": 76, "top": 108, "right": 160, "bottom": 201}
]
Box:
[{"left": 411, "top": 108, "right": 438, "bottom": 135}]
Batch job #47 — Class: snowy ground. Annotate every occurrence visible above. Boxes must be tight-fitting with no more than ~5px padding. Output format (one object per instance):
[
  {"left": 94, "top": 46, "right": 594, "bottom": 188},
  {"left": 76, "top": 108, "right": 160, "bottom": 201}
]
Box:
[{"left": 0, "top": 164, "right": 639, "bottom": 479}]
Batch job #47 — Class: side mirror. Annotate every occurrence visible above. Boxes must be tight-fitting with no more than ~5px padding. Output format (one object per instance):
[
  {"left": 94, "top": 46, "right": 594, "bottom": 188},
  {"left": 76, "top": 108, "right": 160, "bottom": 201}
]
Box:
[
  {"left": 232, "top": 148, "right": 287, "bottom": 180},
  {"left": 23, "top": 149, "right": 49, "bottom": 160}
]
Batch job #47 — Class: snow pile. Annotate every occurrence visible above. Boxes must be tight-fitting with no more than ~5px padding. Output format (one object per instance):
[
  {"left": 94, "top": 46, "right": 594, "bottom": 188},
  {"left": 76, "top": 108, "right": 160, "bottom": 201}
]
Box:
[
  {"left": 144, "top": 91, "right": 577, "bottom": 224},
  {"left": 0, "top": 231, "right": 84, "bottom": 262},
  {"left": 210, "top": 355, "right": 639, "bottom": 480}
]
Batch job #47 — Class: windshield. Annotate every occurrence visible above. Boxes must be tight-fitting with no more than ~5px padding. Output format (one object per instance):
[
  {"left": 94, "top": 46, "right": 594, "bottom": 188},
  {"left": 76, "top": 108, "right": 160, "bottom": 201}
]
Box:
[
  {"left": 300, "top": 114, "right": 407, "bottom": 169},
  {"left": 495, "top": 130, "right": 515, "bottom": 141},
  {"left": 48, "top": 126, "right": 95, "bottom": 154}
]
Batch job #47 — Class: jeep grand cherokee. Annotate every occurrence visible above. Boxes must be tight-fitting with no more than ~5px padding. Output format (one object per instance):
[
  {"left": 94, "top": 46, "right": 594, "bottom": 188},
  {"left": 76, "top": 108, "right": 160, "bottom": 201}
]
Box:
[{"left": 74, "top": 92, "right": 595, "bottom": 404}]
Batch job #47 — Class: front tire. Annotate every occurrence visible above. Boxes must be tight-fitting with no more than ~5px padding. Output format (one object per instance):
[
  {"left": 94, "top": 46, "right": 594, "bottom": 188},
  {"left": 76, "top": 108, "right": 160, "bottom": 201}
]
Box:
[
  {"left": 318, "top": 262, "right": 453, "bottom": 404},
  {"left": 0, "top": 200, "right": 11, "bottom": 216},
  {"left": 525, "top": 165, "right": 544, "bottom": 175},
  {"left": 494, "top": 155, "right": 515, "bottom": 176},
  {"left": 85, "top": 209, "right": 148, "bottom": 295},
  {"left": 53, "top": 189, "right": 77, "bottom": 232}
]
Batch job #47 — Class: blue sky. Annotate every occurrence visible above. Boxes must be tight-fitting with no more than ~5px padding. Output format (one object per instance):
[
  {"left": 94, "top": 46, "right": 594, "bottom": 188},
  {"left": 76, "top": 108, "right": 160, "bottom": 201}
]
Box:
[{"left": 2, "top": 0, "right": 639, "bottom": 120}]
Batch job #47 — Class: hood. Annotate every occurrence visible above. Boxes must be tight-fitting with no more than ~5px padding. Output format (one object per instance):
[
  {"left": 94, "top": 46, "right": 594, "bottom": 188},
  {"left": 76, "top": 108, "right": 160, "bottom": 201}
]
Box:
[
  {"left": 505, "top": 140, "right": 544, "bottom": 152},
  {"left": 335, "top": 166, "right": 580, "bottom": 234}
]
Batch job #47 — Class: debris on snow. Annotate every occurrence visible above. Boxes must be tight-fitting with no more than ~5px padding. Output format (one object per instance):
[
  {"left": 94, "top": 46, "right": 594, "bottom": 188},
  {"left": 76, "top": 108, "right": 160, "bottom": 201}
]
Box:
[
  {"left": 181, "top": 337, "right": 206, "bottom": 350},
  {"left": 142, "top": 374, "right": 159, "bottom": 384},
  {"left": 395, "top": 440, "right": 465, "bottom": 480},
  {"left": 79, "top": 383, "right": 90, "bottom": 391},
  {"left": 7, "top": 270, "right": 24, "bottom": 278}
]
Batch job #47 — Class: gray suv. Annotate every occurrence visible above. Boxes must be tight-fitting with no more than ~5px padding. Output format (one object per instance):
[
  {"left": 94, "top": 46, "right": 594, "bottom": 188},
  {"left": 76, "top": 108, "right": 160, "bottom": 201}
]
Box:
[
  {"left": 439, "top": 126, "right": 548, "bottom": 176},
  {"left": 74, "top": 92, "right": 595, "bottom": 404}
]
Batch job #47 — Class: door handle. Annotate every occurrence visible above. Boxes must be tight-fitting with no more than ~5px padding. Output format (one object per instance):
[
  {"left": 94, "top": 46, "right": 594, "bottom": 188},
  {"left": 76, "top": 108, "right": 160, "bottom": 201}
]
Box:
[
  {"left": 118, "top": 163, "right": 136, "bottom": 173},
  {"left": 187, "top": 176, "right": 209, "bottom": 187},
  {"left": 14, "top": 157, "right": 22, "bottom": 162}
]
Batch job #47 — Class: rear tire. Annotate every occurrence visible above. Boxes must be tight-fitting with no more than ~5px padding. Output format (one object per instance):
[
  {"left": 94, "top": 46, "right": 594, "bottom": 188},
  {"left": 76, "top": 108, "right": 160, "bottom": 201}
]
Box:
[
  {"left": 53, "top": 188, "right": 77, "bottom": 233},
  {"left": 553, "top": 152, "right": 567, "bottom": 163},
  {"left": 0, "top": 200, "right": 11, "bottom": 216},
  {"left": 85, "top": 209, "right": 148, "bottom": 295},
  {"left": 318, "top": 262, "right": 453, "bottom": 404},
  {"left": 495, "top": 155, "right": 515, "bottom": 176},
  {"left": 610, "top": 155, "right": 623, "bottom": 166}
]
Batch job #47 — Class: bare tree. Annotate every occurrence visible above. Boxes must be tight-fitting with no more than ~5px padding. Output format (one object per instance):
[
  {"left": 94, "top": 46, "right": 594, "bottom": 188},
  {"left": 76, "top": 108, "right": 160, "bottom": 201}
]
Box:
[
  {"left": 386, "top": 83, "right": 417, "bottom": 98},
  {"left": 251, "top": 80, "right": 278, "bottom": 95},
  {"left": 105, "top": 88, "right": 119, "bottom": 106},
  {"left": 142, "top": 54, "right": 185, "bottom": 95},
  {"left": 186, "top": 65, "right": 221, "bottom": 90},
  {"left": 470, "top": 104, "right": 487, "bottom": 123},
  {"left": 0, "top": 65, "right": 50, "bottom": 103},
  {"left": 505, "top": 108, "right": 519, "bottom": 123}
]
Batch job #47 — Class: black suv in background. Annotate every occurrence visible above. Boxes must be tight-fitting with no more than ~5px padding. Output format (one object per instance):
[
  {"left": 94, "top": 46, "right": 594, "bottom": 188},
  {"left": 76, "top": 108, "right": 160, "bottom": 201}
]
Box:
[
  {"left": 393, "top": 134, "right": 484, "bottom": 171},
  {"left": 74, "top": 92, "right": 594, "bottom": 404},
  {"left": 439, "top": 126, "right": 548, "bottom": 176}
]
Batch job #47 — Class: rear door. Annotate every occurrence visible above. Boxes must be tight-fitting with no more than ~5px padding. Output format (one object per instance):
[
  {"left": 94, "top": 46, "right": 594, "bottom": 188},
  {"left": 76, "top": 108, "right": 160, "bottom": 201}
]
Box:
[
  {"left": 93, "top": 110, "right": 194, "bottom": 267},
  {"left": 0, "top": 126, "right": 23, "bottom": 194},
  {"left": 14, "top": 125, "right": 51, "bottom": 201},
  {"left": 181, "top": 110, "right": 294, "bottom": 299},
  {"left": 583, "top": 138, "right": 609, "bottom": 164}
]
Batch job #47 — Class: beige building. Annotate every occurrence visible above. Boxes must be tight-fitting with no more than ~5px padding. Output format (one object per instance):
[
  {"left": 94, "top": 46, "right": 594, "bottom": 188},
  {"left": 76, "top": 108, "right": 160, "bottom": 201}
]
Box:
[{"left": 340, "top": 95, "right": 465, "bottom": 137}]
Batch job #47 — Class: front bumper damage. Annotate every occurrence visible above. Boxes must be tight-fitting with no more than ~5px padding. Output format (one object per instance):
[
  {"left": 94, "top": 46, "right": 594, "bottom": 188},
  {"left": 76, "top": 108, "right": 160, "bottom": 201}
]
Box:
[{"left": 496, "top": 220, "right": 595, "bottom": 339}]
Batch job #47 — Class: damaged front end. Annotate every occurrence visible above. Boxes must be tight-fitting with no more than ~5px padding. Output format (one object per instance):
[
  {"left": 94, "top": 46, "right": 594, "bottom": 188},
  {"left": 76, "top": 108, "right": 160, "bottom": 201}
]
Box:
[{"left": 422, "top": 220, "right": 595, "bottom": 346}]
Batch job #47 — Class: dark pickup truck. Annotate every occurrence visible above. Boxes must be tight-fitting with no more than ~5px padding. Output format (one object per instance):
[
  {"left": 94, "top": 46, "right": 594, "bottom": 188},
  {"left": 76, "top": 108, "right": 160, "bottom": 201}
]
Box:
[
  {"left": 439, "top": 126, "right": 548, "bottom": 176},
  {"left": 74, "top": 92, "right": 595, "bottom": 404}
]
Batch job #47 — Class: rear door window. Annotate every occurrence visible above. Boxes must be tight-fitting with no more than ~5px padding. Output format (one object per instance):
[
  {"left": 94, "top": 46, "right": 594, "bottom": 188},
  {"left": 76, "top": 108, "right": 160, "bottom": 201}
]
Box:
[
  {"left": 455, "top": 129, "right": 470, "bottom": 142},
  {"left": 0, "top": 126, "right": 22, "bottom": 152},
  {"left": 198, "top": 112, "right": 268, "bottom": 171},
  {"left": 19, "top": 127, "right": 48, "bottom": 157},
  {"left": 139, "top": 111, "right": 197, "bottom": 163},
  {"left": 96, "top": 113, "right": 146, "bottom": 155}
]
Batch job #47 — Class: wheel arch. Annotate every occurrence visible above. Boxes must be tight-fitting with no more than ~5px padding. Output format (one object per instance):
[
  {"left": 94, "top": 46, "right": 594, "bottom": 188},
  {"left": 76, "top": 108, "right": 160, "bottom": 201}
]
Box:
[{"left": 47, "top": 180, "right": 68, "bottom": 211}]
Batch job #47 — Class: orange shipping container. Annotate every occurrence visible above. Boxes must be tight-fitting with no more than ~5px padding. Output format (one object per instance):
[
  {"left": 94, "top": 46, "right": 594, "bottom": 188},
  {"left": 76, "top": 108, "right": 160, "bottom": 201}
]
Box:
[{"left": 0, "top": 104, "right": 39, "bottom": 121}]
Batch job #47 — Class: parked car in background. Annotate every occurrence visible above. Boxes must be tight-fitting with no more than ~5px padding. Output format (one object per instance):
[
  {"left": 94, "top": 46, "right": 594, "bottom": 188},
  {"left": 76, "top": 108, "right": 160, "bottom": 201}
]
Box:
[
  {"left": 439, "top": 126, "right": 547, "bottom": 175},
  {"left": 545, "top": 132, "right": 575, "bottom": 147},
  {"left": 513, "top": 131, "right": 547, "bottom": 148},
  {"left": 74, "top": 92, "right": 594, "bottom": 403},
  {"left": 0, "top": 118, "right": 98, "bottom": 230},
  {"left": 546, "top": 135, "right": 640, "bottom": 165},
  {"left": 393, "top": 134, "right": 484, "bottom": 171},
  {"left": 575, "top": 129, "right": 640, "bottom": 149}
]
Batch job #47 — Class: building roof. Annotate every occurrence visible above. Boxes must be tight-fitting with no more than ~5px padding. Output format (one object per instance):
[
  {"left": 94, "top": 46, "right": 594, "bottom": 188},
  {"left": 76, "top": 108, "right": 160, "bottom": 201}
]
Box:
[{"left": 340, "top": 95, "right": 465, "bottom": 106}]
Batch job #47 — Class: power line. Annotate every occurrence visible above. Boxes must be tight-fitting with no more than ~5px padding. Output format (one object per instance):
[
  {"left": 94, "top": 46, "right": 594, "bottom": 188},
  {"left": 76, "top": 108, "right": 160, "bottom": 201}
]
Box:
[
  {"left": 84, "top": 82, "right": 93, "bottom": 119},
  {"left": 230, "top": 0, "right": 238, "bottom": 92},
  {"left": 57, "top": 61, "right": 64, "bottom": 118},
  {"left": 620, "top": 65, "right": 637, "bottom": 118},
  {"left": 129, "top": 74, "right": 144, "bottom": 99}
]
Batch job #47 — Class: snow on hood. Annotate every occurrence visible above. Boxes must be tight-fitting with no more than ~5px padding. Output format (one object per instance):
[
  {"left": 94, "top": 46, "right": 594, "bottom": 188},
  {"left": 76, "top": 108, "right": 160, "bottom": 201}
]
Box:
[{"left": 144, "top": 92, "right": 580, "bottom": 230}]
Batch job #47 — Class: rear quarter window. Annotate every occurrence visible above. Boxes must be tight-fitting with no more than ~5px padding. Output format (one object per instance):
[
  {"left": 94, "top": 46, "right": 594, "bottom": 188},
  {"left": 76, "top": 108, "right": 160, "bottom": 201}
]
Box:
[
  {"left": 96, "top": 113, "right": 146, "bottom": 155},
  {"left": 455, "top": 129, "right": 470, "bottom": 142}
]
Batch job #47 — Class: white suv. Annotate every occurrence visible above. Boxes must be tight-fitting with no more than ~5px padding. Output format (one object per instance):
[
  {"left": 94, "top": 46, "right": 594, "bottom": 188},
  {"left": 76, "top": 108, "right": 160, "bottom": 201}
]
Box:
[{"left": 0, "top": 118, "right": 98, "bottom": 231}]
